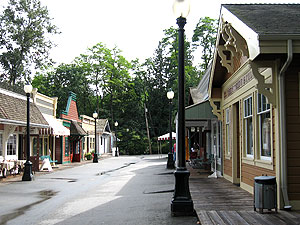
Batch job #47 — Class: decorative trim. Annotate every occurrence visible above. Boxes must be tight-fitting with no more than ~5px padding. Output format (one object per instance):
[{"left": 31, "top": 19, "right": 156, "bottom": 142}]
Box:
[
  {"left": 210, "top": 99, "right": 222, "bottom": 120},
  {"left": 250, "top": 61, "right": 276, "bottom": 107},
  {"left": 63, "top": 121, "right": 71, "bottom": 128},
  {"left": 61, "top": 92, "right": 77, "bottom": 115},
  {"left": 217, "top": 21, "right": 249, "bottom": 74}
]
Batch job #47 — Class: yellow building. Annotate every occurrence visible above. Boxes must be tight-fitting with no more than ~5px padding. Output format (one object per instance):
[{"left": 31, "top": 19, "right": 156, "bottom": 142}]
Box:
[{"left": 209, "top": 4, "right": 300, "bottom": 210}]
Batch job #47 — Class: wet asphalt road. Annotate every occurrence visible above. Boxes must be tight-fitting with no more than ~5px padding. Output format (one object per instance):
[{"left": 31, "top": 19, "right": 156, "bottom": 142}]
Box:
[{"left": 0, "top": 155, "right": 198, "bottom": 225}]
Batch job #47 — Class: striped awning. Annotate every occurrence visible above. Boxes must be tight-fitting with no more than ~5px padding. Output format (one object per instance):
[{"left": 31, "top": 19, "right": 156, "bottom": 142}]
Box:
[{"left": 158, "top": 132, "right": 176, "bottom": 141}]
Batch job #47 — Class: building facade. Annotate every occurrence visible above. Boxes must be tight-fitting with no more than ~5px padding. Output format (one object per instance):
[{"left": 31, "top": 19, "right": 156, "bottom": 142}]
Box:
[{"left": 209, "top": 4, "right": 300, "bottom": 209}]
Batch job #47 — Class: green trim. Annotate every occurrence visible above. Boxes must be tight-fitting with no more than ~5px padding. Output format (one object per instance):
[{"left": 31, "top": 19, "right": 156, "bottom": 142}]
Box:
[
  {"left": 61, "top": 92, "right": 77, "bottom": 115},
  {"left": 62, "top": 161, "right": 71, "bottom": 164},
  {"left": 60, "top": 136, "right": 63, "bottom": 163},
  {"left": 63, "top": 121, "right": 71, "bottom": 127},
  {"left": 65, "top": 137, "right": 70, "bottom": 156}
]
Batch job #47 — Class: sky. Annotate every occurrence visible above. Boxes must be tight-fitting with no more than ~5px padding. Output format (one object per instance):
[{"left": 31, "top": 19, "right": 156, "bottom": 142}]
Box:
[{"left": 40, "top": 0, "right": 300, "bottom": 65}]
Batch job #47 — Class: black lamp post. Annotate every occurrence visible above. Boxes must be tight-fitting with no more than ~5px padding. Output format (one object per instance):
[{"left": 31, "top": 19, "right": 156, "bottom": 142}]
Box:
[
  {"left": 93, "top": 111, "right": 98, "bottom": 163},
  {"left": 22, "top": 83, "right": 33, "bottom": 181},
  {"left": 126, "top": 128, "right": 129, "bottom": 155},
  {"left": 167, "top": 88, "right": 175, "bottom": 169},
  {"left": 115, "top": 121, "right": 118, "bottom": 157},
  {"left": 171, "top": 0, "right": 194, "bottom": 216}
]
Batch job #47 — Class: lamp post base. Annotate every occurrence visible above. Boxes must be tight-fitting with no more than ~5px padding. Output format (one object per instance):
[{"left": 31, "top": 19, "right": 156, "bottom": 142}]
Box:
[
  {"left": 171, "top": 168, "right": 194, "bottom": 216},
  {"left": 93, "top": 153, "right": 98, "bottom": 163},
  {"left": 22, "top": 161, "right": 33, "bottom": 181},
  {"left": 167, "top": 153, "right": 175, "bottom": 169}
]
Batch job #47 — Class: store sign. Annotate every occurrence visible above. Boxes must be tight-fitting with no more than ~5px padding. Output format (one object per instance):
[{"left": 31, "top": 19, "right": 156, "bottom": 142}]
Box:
[{"left": 224, "top": 71, "right": 254, "bottom": 99}]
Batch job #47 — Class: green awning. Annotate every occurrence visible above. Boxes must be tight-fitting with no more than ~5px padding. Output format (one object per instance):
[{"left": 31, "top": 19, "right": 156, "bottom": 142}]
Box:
[{"left": 185, "top": 100, "right": 216, "bottom": 120}]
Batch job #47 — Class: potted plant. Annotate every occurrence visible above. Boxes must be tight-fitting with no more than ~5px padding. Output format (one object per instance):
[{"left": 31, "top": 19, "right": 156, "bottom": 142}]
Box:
[{"left": 85, "top": 152, "right": 92, "bottom": 160}]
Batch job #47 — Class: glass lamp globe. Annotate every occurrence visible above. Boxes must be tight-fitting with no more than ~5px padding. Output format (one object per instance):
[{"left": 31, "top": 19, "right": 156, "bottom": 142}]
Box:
[
  {"left": 93, "top": 112, "right": 98, "bottom": 119},
  {"left": 173, "top": 0, "right": 190, "bottom": 18},
  {"left": 24, "top": 83, "right": 33, "bottom": 94},
  {"left": 167, "top": 89, "right": 175, "bottom": 100}
]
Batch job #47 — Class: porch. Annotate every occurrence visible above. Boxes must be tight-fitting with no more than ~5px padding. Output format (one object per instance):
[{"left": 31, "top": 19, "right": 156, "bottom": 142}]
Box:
[{"left": 188, "top": 165, "right": 300, "bottom": 225}]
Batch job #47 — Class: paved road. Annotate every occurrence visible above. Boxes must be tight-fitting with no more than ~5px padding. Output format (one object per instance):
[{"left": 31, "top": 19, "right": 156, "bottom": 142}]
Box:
[{"left": 0, "top": 155, "right": 197, "bottom": 225}]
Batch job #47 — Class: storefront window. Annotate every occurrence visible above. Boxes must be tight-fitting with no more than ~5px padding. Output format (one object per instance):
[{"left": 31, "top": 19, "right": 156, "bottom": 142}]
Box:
[
  {"left": 244, "top": 97, "right": 253, "bottom": 157},
  {"left": 32, "top": 137, "right": 38, "bottom": 156},
  {"left": 7, "top": 134, "right": 17, "bottom": 155},
  {"left": 258, "top": 94, "right": 271, "bottom": 159},
  {"left": 44, "top": 137, "right": 48, "bottom": 156},
  {"left": 65, "top": 137, "right": 69, "bottom": 156},
  {"left": 225, "top": 108, "right": 230, "bottom": 156}
]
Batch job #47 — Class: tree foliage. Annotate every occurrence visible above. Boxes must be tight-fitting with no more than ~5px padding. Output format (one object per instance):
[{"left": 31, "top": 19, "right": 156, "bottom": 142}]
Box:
[
  {"left": 0, "top": 0, "right": 59, "bottom": 85},
  {"left": 192, "top": 17, "right": 218, "bottom": 72},
  {"left": 31, "top": 16, "right": 217, "bottom": 155}
]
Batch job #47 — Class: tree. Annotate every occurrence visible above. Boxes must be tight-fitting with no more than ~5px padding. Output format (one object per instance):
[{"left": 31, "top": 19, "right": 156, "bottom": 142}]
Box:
[
  {"left": 0, "top": 0, "right": 59, "bottom": 85},
  {"left": 192, "top": 17, "right": 218, "bottom": 72}
]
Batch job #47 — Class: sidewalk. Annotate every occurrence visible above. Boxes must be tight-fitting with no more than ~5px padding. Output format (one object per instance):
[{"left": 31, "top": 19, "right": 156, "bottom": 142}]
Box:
[
  {"left": 188, "top": 165, "right": 300, "bottom": 225},
  {"left": 0, "top": 153, "right": 112, "bottom": 184}
]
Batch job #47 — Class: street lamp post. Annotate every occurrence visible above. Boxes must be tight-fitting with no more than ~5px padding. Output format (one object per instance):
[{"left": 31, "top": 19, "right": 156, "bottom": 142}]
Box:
[
  {"left": 115, "top": 121, "right": 118, "bottom": 157},
  {"left": 93, "top": 112, "right": 98, "bottom": 163},
  {"left": 22, "top": 83, "right": 33, "bottom": 181},
  {"left": 126, "top": 128, "right": 129, "bottom": 155},
  {"left": 167, "top": 89, "right": 175, "bottom": 169},
  {"left": 171, "top": 0, "right": 194, "bottom": 216}
]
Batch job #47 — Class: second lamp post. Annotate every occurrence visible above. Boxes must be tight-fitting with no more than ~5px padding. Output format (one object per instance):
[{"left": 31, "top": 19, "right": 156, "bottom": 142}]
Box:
[
  {"left": 115, "top": 121, "right": 118, "bottom": 157},
  {"left": 93, "top": 112, "right": 98, "bottom": 163},
  {"left": 167, "top": 89, "right": 175, "bottom": 169}
]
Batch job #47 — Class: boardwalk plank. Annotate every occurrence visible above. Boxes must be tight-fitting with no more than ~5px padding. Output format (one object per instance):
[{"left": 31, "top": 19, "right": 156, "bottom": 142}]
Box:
[
  {"left": 207, "top": 211, "right": 227, "bottom": 225},
  {"left": 237, "top": 211, "right": 263, "bottom": 225},
  {"left": 197, "top": 210, "right": 213, "bottom": 225},
  {"left": 188, "top": 165, "right": 300, "bottom": 225}
]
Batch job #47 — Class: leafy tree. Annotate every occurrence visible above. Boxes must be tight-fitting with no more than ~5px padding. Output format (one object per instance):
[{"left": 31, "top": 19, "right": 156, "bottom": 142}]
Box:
[
  {"left": 33, "top": 63, "right": 93, "bottom": 116},
  {"left": 192, "top": 17, "right": 218, "bottom": 72},
  {"left": 0, "top": 0, "right": 59, "bottom": 85}
]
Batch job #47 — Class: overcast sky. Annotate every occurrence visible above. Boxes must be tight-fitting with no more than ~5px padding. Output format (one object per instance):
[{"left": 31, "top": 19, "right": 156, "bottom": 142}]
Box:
[{"left": 40, "top": 0, "right": 299, "bottom": 65}]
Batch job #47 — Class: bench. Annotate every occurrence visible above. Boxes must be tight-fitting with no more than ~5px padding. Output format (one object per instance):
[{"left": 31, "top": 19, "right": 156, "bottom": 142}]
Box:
[{"left": 40, "top": 155, "right": 57, "bottom": 164}]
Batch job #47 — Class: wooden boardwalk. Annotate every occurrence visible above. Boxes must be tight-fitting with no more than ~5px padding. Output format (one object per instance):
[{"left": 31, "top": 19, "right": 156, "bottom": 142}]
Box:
[{"left": 188, "top": 166, "right": 300, "bottom": 225}]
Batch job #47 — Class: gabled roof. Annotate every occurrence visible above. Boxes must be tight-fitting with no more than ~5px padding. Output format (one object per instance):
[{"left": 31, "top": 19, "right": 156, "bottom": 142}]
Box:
[
  {"left": 223, "top": 4, "right": 300, "bottom": 37},
  {"left": 96, "top": 119, "right": 111, "bottom": 134},
  {"left": 0, "top": 89, "right": 49, "bottom": 127}
]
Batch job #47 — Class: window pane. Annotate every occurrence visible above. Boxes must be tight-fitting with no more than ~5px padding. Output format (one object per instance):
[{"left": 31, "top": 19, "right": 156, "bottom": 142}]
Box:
[
  {"left": 7, "top": 134, "right": 17, "bottom": 155},
  {"left": 261, "top": 112, "right": 271, "bottom": 157},
  {"left": 246, "top": 117, "right": 253, "bottom": 155},
  {"left": 32, "top": 137, "right": 38, "bottom": 156}
]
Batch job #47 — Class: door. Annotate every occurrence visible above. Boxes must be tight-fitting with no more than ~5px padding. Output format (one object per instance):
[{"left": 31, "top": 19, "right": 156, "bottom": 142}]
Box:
[{"left": 30, "top": 136, "right": 40, "bottom": 172}]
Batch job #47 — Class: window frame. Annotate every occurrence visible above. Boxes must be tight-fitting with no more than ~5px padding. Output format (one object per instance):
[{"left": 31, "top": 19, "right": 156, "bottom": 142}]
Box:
[
  {"left": 257, "top": 94, "right": 271, "bottom": 161},
  {"left": 244, "top": 96, "right": 254, "bottom": 158},
  {"left": 225, "top": 108, "right": 231, "bottom": 157}
]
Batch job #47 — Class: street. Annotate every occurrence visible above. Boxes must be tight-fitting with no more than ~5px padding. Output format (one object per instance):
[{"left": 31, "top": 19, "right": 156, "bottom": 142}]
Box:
[{"left": 0, "top": 155, "right": 198, "bottom": 225}]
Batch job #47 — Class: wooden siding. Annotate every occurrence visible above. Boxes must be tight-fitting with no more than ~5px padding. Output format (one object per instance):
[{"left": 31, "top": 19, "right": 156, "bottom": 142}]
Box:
[
  {"left": 241, "top": 163, "right": 276, "bottom": 187},
  {"left": 285, "top": 66, "right": 300, "bottom": 201}
]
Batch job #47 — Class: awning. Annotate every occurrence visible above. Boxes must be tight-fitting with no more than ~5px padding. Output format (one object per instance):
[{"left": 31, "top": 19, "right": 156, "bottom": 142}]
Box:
[
  {"left": 185, "top": 100, "right": 217, "bottom": 120},
  {"left": 43, "top": 115, "right": 70, "bottom": 136},
  {"left": 158, "top": 132, "right": 176, "bottom": 141},
  {"left": 70, "top": 120, "right": 87, "bottom": 136}
]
